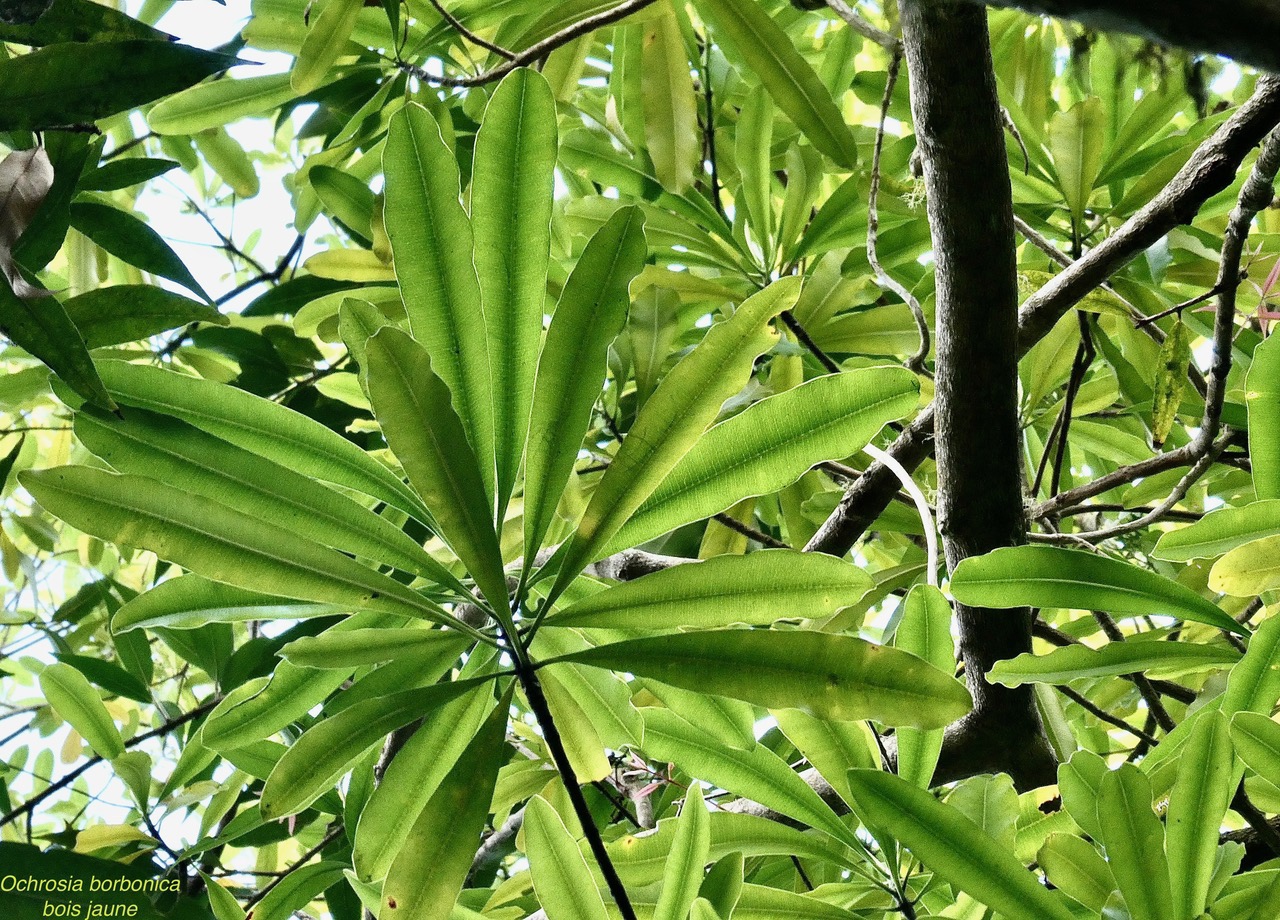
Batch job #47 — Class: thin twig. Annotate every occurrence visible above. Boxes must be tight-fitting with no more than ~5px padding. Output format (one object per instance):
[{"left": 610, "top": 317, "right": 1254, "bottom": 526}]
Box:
[
  {"left": 426, "top": 0, "right": 516, "bottom": 60},
  {"left": 867, "top": 50, "right": 929, "bottom": 374},
  {"left": 1056, "top": 685, "right": 1161, "bottom": 745},
  {"left": 823, "top": 0, "right": 901, "bottom": 52},
  {"left": 780, "top": 310, "right": 839, "bottom": 373},
  {"left": 398, "top": 0, "right": 658, "bottom": 87},
  {"left": 243, "top": 825, "right": 344, "bottom": 910},
  {"left": 711, "top": 512, "right": 789, "bottom": 549}
]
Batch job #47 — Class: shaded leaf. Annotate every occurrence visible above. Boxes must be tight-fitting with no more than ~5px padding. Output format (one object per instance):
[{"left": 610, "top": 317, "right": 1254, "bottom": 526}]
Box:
[
  {"left": 62, "top": 286, "right": 225, "bottom": 348},
  {"left": 40, "top": 662, "right": 124, "bottom": 760},
  {"left": 525, "top": 795, "right": 611, "bottom": 920},
  {"left": 69, "top": 201, "right": 209, "bottom": 301}
]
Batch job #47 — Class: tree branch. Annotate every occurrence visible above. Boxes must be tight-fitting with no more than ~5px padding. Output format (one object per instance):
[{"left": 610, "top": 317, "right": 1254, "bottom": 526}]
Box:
[{"left": 954, "top": 0, "right": 1280, "bottom": 74}]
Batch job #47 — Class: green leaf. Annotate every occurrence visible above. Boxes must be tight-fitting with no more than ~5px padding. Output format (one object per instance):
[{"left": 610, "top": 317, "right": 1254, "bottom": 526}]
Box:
[
  {"left": 523, "top": 206, "right": 647, "bottom": 561},
  {"left": 698, "top": 853, "right": 744, "bottom": 919},
  {"left": 1152, "top": 500, "right": 1280, "bottom": 561},
  {"left": 279, "top": 627, "right": 468, "bottom": 669},
  {"left": 199, "top": 871, "right": 246, "bottom": 920},
  {"left": 39, "top": 662, "right": 124, "bottom": 759},
  {"left": 843, "top": 769, "right": 1077, "bottom": 920},
  {"left": 1047, "top": 96, "right": 1105, "bottom": 227},
  {"left": 772, "top": 707, "right": 876, "bottom": 809},
  {"left": 1249, "top": 333, "right": 1280, "bottom": 499},
  {"left": 548, "top": 550, "right": 871, "bottom": 630},
  {"left": 1036, "top": 833, "right": 1115, "bottom": 913},
  {"left": 292, "top": 0, "right": 363, "bottom": 93},
  {"left": 312, "top": 167, "right": 376, "bottom": 242},
  {"left": 1151, "top": 317, "right": 1192, "bottom": 448},
  {"left": 561, "top": 629, "right": 971, "bottom": 728},
  {"left": 642, "top": 0, "right": 699, "bottom": 194},
  {"left": 950, "top": 545, "right": 1247, "bottom": 636},
  {"left": 553, "top": 278, "right": 796, "bottom": 592},
  {"left": 0, "top": 40, "right": 235, "bottom": 130},
  {"left": 251, "top": 862, "right": 346, "bottom": 920},
  {"left": 1167, "top": 709, "right": 1234, "bottom": 920},
  {"left": 695, "top": 0, "right": 856, "bottom": 167},
  {"left": 96, "top": 361, "right": 432, "bottom": 523},
  {"left": 472, "top": 68, "right": 558, "bottom": 518},
  {"left": 20, "top": 467, "right": 464, "bottom": 632},
  {"left": 260, "top": 676, "right": 492, "bottom": 820},
  {"left": 73, "top": 407, "right": 463, "bottom": 592},
  {"left": 0, "top": 0, "right": 170, "bottom": 44},
  {"left": 194, "top": 128, "right": 259, "bottom": 198},
  {"left": 79, "top": 158, "right": 180, "bottom": 192},
  {"left": 1230, "top": 711, "right": 1280, "bottom": 786},
  {"left": 641, "top": 706, "right": 855, "bottom": 847},
  {"left": 69, "top": 201, "right": 208, "bottom": 301},
  {"left": 606, "top": 367, "right": 919, "bottom": 552},
  {"left": 0, "top": 274, "right": 115, "bottom": 411},
  {"left": 148, "top": 73, "right": 300, "bottom": 135},
  {"left": 524, "top": 795, "right": 611, "bottom": 920},
  {"left": 62, "top": 286, "right": 225, "bottom": 348},
  {"left": 736, "top": 85, "right": 774, "bottom": 262},
  {"left": 644, "top": 681, "right": 756, "bottom": 751},
  {"left": 364, "top": 327, "right": 509, "bottom": 613},
  {"left": 352, "top": 686, "right": 491, "bottom": 881},
  {"left": 383, "top": 102, "right": 494, "bottom": 500},
  {"left": 1095, "top": 764, "right": 1173, "bottom": 920},
  {"left": 654, "top": 784, "right": 711, "bottom": 920},
  {"left": 113, "top": 575, "right": 343, "bottom": 632},
  {"left": 894, "top": 585, "right": 954, "bottom": 788},
  {"left": 987, "top": 640, "right": 1240, "bottom": 686},
  {"left": 1211, "top": 534, "right": 1280, "bottom": 596},
  {"left": 380, "top": 697, "right": 509, "bottom": 920}
]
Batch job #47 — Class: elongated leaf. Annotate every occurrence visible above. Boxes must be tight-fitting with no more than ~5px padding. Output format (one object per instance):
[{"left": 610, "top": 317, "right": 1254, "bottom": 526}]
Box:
[
  {"left": 352, "top": 686, "right": 491, "bottom": 881},
  {"left": 1230, "top": 711, "right": 1280, "bottom": 785},
  {"left": 539, "top": 667, "right": 612, "bottom": 782},
  {"left": 644, "top": 681, "right": 755, "bottom": 751},
  {"left": 561, "top": 629, "right": 970, "bottom": 728},
  {"left": 0, "top": 274, "right": 115, "bottom": 410},
  {"left": 279, "top": 627, "right": 466, "bottom": 669},
  {"left": 1095, "top": 764, "right": 1173, "bottom": 920},
  {"left": 383, "top": 102, "right": 494, "bottom": 499},
  {"left": 843, "top": 769, "right": 1077, "bottom": 920},
  {"left": 149, "top": 73, "right": 300, "bottom": 135},
  {"left": 1167, "top": 709, "right": 1234, "bottom": 920},
  {"left": 74, "top": 407, "right": 463, "bottom": 592},
  {"left": 642, "top": 0, "right": 699, "bottom": 194},
  {"left": 0, "top": 0, "right": 169, "bottom": 44},
  {"left": 1210, "top": 534, "right": 1280, "bottom": 596},
  {"left": 39, "top": 662, "right": 124, "bottom": 759},
  {"left": 69, "top": 202, "right": 208, "bottom": 300},
  {"left": 80, "top": 157, "right": 179, "bottom": 193},
  {"left": 525, "top": 795, "right": 611, "bottom": 920},
  {"left": 642, "top": 706, "right": 855, "bottom": 846},
  {"left": 654, "top": 784, "right": 710, "bottom": 920},
  {"left": 772, "top": 707, "right": 876, "bottom": 809},
  {"left": 310, "top": 166, "right": 374, "bottom": 239},
  {"left": 0, "top": 40, "right": 235, "bottom": 130},
  {"left": 524, "top": 205, "right": 647, "bottom": 560},
  {"left": 252, "top": 862, "right": 346, "bottom": 920},
  {"left": 95, "top": 361, "right": 431, "bottom": 523},
  {"left": 113, "top": 575, "right": 341, "bottom": 632},
  {"left": 1249, "top": 333, "right": 1280, "bottom": 499},
  {"left": 365, "top": 327, "right": 509, "bottom": 612},
  {"left": 194, "top": 128, "right": 259, "bottom": 198},
  {"left": 554, "top": 278, "right": 796, "bottom": 593},
  {"left": 20, "top": 467, "right": 463, "bottom": 632},
  {"left": 606, "top": 368, "right": 919, "bottom": 552},
  {"left": 549, "top": 549, "right": 871, "bottom": 630},
  {"left": 535, "top": 629, "right": 643, "bottom": 749},
  {"left": 63, "top": 286, "right": 225, "bottom": 348},
  {"left": 736, "top": 85, "right": 774, "bottom": 261},
  {"left": 1048, "top": 96, "right": 1105, "bottom": 227},
  {"left": 472, "top": 68, "right": 557, "bottom": 518},
  {"left": 695, "top": 0, "right": 855, "bottom": 166},
  {"left": 894, "top": 585, "right": 954, "bottom": 788},
  {"left": 380, "top": 699, "right": 509, "bottom": 920},
  {"left": 1151, "top": 317, "right": 1192, "bottom": 448},
  {"left": 292, "top": 0, "right": 362, "bottom": 93},
  {"left": 1036, "top": 834, "right": 1115, "bottom": 913},
  {"left": 261, "top": 676, "right": 491, "bottom": 820},
  {"left": 950, "top": 545, "right": 1246, "bottom": 636},
  {"left": 987, "top": 640, "right": 1240, "bottom": 686},
  {"left": 1153, "top": 500, "right": 1280, "bottom": 561}
]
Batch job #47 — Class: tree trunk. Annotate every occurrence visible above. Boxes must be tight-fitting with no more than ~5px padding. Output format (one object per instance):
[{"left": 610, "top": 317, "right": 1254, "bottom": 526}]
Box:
[{"left": 900, "top": 0, "right": 1056, "bottom": 789}]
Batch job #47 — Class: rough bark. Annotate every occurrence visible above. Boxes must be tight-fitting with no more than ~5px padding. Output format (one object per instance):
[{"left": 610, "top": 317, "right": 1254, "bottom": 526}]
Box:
[
  {"left": 899, "top": 0, "right": 1056, "bottom": 789},
  {"left": 959, "top": 0, "right": 1280, "bottom": 74}
]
